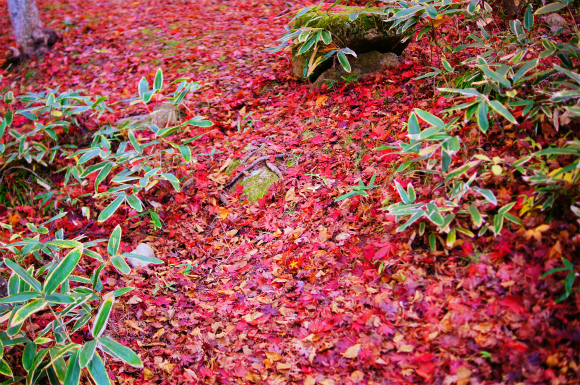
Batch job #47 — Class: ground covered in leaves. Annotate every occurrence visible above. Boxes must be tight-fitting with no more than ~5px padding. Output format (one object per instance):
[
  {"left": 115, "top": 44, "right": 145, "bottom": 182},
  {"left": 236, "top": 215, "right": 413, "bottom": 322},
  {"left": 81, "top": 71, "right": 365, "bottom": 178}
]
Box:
[{"left": 0, "top": 0, "right": 579, "bottom": 384}]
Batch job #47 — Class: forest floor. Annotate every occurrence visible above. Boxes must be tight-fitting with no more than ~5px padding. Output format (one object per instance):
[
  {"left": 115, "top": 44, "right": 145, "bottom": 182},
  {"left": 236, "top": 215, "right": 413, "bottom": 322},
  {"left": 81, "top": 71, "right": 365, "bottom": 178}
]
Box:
[{"left": 0, "top": 0, "right": 579, "bottom": 384}]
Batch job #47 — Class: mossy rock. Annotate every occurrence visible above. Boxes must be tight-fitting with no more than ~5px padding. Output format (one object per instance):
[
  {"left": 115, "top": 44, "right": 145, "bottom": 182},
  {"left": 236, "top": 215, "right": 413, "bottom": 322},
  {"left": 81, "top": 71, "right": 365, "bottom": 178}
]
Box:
[
  {"left": 291, "top": 5, "right": 411, "bottom": 81},
  {"left": 234, "top": 167, "right": 279, "bottom": 202},
  {"left": 225, "top": 158, "right": 241, "bottom": 175},
  {"left": 312, "top": 51, "right": 400, "bottom": 88}
]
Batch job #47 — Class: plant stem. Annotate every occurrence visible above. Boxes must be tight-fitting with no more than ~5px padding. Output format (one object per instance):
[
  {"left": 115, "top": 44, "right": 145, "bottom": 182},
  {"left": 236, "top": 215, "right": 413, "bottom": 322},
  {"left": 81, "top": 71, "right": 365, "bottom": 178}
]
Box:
[{"left": 48, "top": 304, "right": 73, "bottom": 344}]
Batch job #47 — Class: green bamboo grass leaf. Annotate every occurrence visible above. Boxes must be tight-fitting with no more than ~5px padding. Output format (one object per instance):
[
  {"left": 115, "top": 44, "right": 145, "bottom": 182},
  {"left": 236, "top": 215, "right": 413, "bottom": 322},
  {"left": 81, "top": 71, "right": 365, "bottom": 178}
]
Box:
[
  {"left": 64, "top": 351, "right": 81, "bottom": 385},
  {"left": 337, "top": 51, "right": 351, "bottom": 73},
  {"left": 3, "top": 259, "right": 41, "bottom": 292},
  {"left": 415, "top": 109, "right": 445, "bottom": 128},
  {"left": 121, "top": 253, "right": 163, "bottom": 265},
  {"left": 98, "top": 195, "right": 125, "bottom": 222},
  {"left": 479, "top": 65, "right": 511, "bottom": 88},
  {"left": 178, "top": 145, "right": 191, "bottom": 162},
  {"left": 138, "top": 78, "right": 148, "bottom": 100},
  {"left": 394, "top": 181, "right": 410, "bottom": 204},
  {"left": 429, "top": 233, "right": 436, "bottom": 252},
  {"left": 535, "top": 2, "right": 567, "bottom": 15},
  {"left": 407, "top": 112, "right": 420, "bottom": 137},
  {"left": 44, "top": 247, "right": 83, "bottom": 295},
  {"left": 98, "top": 336, "right": 143, "bottom": 368},
  {"left": 513, "top": 59, "right": 539, "bottom": 83},
  {"left": 477, "top": 102, "right": 489, "bottom": 133},
  {"left": 47, "top": 240, "right": 82, "bottom": 249},
  {"left": 493, "top": 214, "right": 504, "bottom": 235},
  {"left": 45, "top": 293, "right": 75, "bottom": 304},
  {"left": 107, "top": 225, "right": 122, "bottom": 257},
  {"left": 153, "top": 68, "right": 163, "bottom": 91},
  {"left": 126, "top": 195, "right": 143, "bottom": 212},
  {"left": 0, "top": 359, "right": 12, "bottom": 377},
  {"left": 79, "top": 340, "right": 97, "bottom": 368},
  {"left": 92, "top": 296, "right": 114, "bottom": 339},
  {"left": 504, "top": 213, "right": 523, "bottom": 226},
  {"left": 0, "top": 291, "right": 40, "bottom": 304},
  {"left": 524, "top": 5, "right": 534, "bottom": 29},
  {"left": 162, "top": 173, "right": 180, "bottom": 192},
  {"left": 468, "top": 205, "right": 483, "bottom": 228},
  {"left": 87, "top": 353, "right": 112, "bottom": 385},
  {"left": 111, "top": 287, "right": 133, "bottom": 297},
  {"left": 22, "top": 342, "right": 36, "bottom": 371},
  {"left": 535, "top": 147, "right": 580, "bottom": 156},
  {"left": 77, "top": 149, "right": 101, "bottom": 165},
  {"left": 127, "top": 130, "right": 142, "bottom": 154},
  {"left": 488, "top": 100, "right": 516, "bottom": 123},
  {"left": 111, "top": 256, "right": 131, "bottom": 275},
  {"left": 95, "top": 162, "right": 114, "bottom": 193},
  {"left": 441, "top": 58, "right": 454, "bottom": 73},
  {"left": 297, "top": 34, "right": 318, "bottom": 55},
  {"left": 150, "top": 212, "right": 162, "bottom": 229},
  {"left": 12, "top": 299, "right": 47, "bottom": 325},
  {"left": 473, "top": 187, "right": 497, "bottom": 205}
]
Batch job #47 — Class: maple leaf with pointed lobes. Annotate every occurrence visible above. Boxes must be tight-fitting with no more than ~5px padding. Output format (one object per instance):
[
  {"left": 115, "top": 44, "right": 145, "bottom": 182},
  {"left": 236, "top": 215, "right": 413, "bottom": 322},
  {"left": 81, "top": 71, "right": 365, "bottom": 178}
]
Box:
[
  {"left": 171, "top": 352, "right": 197, "bottom": 366},
  {"left": 152, "top": 296, "right": 172, "bottom": 307}
]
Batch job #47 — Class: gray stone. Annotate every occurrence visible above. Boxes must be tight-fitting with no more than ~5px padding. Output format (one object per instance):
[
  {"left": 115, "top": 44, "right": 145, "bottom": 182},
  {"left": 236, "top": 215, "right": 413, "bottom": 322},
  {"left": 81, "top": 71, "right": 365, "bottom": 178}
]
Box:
[
  {"left": 149, "top": 102, "right": 181, "bottom": 127},
  {"left": 115, "top": 102, "right": 181, "bottom": 128},
  {"left": 312, "top": 51, "right": 400, "bottom": 88},
  {"left": 127, "top": 243, "right": 157, "bottom": 269},
  {"left": 544, "top": 14, "right": 567, "bottom": 32}
]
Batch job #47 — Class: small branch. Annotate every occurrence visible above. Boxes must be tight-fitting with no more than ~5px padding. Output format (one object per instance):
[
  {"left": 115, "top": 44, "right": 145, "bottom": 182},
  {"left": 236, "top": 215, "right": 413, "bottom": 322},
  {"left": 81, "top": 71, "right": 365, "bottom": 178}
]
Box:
[
  {"left": 266, "top": 162, "right": 284, "bottom": 180},
  {"left": 224, "top": 154, "right": 293, "bottom": 189},
  {"left": 0, "top": 166, "right": 49, "bottom": 186},
  {"left": 240, "top": 144, "right": 265, "bottom": 166}
]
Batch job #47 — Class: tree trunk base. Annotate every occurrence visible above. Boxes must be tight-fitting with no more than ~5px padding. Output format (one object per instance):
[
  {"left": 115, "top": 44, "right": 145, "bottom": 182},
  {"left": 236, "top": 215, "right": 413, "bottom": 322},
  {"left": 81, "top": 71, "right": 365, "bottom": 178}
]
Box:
[
  {"left": 2, "top": 46, "right": 22, "bottom": 67},
  {"left": 3, "top": 26, "right": 59, "bottom": 66},
  {"left": 25, "top": 26, "right": 58, "bottom": 58}
]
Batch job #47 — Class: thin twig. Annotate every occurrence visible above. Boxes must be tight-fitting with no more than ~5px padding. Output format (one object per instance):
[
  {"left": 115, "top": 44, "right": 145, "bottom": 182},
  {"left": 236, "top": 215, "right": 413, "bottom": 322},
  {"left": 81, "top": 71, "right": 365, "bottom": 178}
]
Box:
[
  {"left": 240, "top": 144, "right": 265, "bottom": 166},
  {"left": 0, "top": 166, "right": 49, "bottom": 187},
  {"left": 224, "top": 154, "right": 294, "bottom": 188}
]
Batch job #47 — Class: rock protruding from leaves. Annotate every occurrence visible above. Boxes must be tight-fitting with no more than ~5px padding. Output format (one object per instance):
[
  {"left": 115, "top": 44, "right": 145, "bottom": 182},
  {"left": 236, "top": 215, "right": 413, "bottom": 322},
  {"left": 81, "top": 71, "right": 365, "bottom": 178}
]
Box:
[
  {"left": 544, "top": 14, "right": 567, "bottom": 32},
  {"left": 312, "top": 51, "right": 400, "bottom": 88},
  {"left": 234, "top": 167, "right": 279, "bottom": 202},
  {"left": 127, "top": 243, "right": 157, "bottom": 269},
  {"left": 291, "top": 6, "right": 410, "bottom": 82},
  {"left": 115, "top": 102, "right": 181, "bottom": 128}
]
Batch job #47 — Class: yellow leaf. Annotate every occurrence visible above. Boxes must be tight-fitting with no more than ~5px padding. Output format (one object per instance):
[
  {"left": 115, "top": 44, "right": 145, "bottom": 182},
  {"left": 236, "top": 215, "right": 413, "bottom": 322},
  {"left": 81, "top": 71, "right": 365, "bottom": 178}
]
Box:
[
  {"left": 216, "top": 206, "right": 230, "bottom": 219},
  {"left": 351, "top": 371, "right": 364, "bottom": 382},
  {"left": 276, "top": 362, "right": 292, "bottom": 370},
  {"left": 491, "top": 164, "right": 503, "bottom": 176},
  {"left": 429, "top": 15, "right": 452, "bottom": 27},
  {"left": 316, "top": 95, "right": 329, "bottom": 107},
  {"left": 7, "top": 212, "right": 19, "bottom": 226},
  {"left": 144, "top": 368, "right": 154, "bottom": 380},
  {"left": 153, "top": 328, "right": 165, "bottom": 339},
  {"left": 398, "top": 344, "right": 414, "bottom": 353},
  {"left": 285, "top": 187, "right": 296, "bottom": 202},
  {"left": 525, "top": 224, "right": 550, "bottom": 241},
  {"left": 51, "top": 110, "right": 63, "bottom": 117},
  {"left": 265, "top": 351, "right": 282, "bottom": 362},
  {"left": 456, "top": 366, "right": 471, "bottom": 385},
  {"left": 342, "top": 344, "right": 361, "bottom": 358}
]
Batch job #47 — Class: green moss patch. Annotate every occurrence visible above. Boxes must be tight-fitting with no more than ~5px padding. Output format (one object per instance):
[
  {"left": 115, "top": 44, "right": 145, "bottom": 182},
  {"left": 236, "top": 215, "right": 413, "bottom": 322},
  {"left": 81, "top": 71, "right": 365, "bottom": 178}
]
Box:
[{"left": 234, "top": 167, "right": 279, "bottom": 202}]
